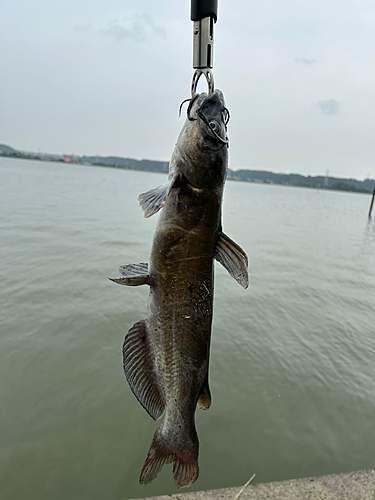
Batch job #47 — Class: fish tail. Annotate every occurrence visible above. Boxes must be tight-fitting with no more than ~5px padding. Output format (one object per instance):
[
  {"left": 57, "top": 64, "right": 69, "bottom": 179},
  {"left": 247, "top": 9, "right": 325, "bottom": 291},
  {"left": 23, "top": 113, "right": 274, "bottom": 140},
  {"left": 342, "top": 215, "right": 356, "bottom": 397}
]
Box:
[{"left": 139, "top": 422, "right": 199, "bottom": 488}]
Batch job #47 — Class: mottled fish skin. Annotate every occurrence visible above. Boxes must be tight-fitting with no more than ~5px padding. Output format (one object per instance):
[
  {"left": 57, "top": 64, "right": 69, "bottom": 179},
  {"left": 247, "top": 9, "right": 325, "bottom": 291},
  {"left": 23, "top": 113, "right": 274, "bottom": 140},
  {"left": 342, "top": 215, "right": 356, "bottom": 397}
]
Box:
[{"left": 111, "top": 90, "right": 248, "bottom": 488}]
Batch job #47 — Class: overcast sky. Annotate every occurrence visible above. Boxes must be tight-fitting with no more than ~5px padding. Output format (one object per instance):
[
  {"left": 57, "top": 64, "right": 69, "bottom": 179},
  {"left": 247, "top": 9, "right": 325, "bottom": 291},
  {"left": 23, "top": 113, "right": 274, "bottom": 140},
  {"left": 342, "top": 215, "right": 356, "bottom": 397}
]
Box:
[{"left": 1, "top": 0, "right": 374, "bottom": 179}]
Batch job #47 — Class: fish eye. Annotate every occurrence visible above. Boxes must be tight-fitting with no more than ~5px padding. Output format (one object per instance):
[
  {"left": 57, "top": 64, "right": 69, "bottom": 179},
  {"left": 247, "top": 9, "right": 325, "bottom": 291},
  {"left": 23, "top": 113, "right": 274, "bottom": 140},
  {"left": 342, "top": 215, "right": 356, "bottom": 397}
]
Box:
[{"left": 208, "top": 120, "right": 220, "bottom": 132}]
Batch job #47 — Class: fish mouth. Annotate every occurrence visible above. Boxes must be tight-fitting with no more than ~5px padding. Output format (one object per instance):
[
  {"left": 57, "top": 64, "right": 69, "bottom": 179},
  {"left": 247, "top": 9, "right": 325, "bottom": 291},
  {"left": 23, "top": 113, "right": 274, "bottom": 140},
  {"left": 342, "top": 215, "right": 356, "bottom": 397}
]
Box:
[
  {"left": 180, "top": 90, "right": 230, "bottom": 147},
  {"left": 196, "top": 90, "right": 230, "bottom": 146}
]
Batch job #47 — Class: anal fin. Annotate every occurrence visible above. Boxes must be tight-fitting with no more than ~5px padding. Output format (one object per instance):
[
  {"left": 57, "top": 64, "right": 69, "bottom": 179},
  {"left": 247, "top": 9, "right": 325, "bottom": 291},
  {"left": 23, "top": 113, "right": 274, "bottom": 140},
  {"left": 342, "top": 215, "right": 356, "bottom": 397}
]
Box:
[
  {"left": 123, "top": 319, "right": 166, "bottom": 420},
  {"left": 214, "top": 232, "right": 249, "bottom": 289},
  {"left": 138, "top": 172, "right": 181, "bottom": 218},
  {"left": 109, "top": 262, "right": 149, "bottom": 286}
]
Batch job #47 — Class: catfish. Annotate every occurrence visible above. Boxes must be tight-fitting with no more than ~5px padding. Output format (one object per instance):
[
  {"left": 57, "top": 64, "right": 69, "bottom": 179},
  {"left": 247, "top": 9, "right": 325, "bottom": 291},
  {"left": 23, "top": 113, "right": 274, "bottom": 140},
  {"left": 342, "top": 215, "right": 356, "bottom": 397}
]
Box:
[{"left": 110, "top": 89, "right": 248, "bottom": 488}]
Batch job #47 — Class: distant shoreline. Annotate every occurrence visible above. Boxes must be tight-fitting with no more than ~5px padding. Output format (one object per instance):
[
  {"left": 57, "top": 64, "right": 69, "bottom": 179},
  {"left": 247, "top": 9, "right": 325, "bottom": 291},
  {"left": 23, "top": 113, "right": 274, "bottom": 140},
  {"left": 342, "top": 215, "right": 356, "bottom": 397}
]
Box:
[{"left": 1, "top": 145, "right": 374, "bottom": 195}]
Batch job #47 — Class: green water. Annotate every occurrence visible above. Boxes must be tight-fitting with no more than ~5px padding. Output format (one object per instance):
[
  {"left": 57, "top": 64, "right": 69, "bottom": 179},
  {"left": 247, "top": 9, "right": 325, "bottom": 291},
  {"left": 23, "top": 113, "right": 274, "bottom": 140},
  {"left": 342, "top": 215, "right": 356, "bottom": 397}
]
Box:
[{"left": 1, "top": 157, "right": 374, "bottom": 499}]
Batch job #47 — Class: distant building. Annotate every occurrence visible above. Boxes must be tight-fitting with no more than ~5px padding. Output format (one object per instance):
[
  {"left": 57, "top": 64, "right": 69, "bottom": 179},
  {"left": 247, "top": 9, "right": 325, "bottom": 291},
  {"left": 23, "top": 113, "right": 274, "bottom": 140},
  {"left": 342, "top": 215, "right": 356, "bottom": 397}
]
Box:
[{"left": 63, "top": 154, "right": 74, "bottom": 163}]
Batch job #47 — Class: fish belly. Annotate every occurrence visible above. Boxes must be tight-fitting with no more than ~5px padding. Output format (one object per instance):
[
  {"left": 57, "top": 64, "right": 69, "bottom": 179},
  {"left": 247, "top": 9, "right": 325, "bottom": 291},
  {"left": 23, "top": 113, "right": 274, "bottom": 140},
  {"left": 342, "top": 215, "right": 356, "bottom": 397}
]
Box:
[{"left": 148, "top": 225, "right": 214, "bottom": 412}]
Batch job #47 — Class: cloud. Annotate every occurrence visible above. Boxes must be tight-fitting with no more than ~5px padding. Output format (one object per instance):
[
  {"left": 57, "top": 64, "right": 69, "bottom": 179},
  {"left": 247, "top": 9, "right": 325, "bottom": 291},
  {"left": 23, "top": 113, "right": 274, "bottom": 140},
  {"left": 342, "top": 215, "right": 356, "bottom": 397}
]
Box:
[
  {"left": 317, "top": 99, "right": 340, "bottom": 115},
  {"left": 295, "top": 57, "right": 317, "bottom": 65},
  {"left": 100, "top": 14, "right": 166, "bottom": 42}
]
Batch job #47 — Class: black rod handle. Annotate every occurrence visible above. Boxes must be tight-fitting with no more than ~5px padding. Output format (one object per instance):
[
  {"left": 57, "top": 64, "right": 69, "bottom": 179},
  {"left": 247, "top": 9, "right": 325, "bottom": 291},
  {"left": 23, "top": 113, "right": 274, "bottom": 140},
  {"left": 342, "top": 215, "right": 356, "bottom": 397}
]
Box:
[{"left": 191, "top": 0, "right": 218, "bottom": 22}]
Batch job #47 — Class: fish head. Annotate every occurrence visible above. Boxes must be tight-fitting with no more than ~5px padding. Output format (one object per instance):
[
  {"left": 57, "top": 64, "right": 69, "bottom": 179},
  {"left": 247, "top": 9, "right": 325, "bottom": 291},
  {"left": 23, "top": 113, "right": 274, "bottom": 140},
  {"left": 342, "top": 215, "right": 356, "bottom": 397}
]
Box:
[
  {"left": 174, "top": 89, "right": 230, "bottom": 189},
  {"left": 191, "top": 89, "right": 229, "bottom": 143}
]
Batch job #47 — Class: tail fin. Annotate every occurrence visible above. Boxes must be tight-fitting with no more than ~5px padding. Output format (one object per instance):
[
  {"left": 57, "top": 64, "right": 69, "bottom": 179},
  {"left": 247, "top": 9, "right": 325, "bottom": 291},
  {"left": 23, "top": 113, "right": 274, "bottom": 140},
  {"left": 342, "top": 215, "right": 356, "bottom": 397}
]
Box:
[{"left": 139, "top": 423, "right": 199, "bottom": 488}]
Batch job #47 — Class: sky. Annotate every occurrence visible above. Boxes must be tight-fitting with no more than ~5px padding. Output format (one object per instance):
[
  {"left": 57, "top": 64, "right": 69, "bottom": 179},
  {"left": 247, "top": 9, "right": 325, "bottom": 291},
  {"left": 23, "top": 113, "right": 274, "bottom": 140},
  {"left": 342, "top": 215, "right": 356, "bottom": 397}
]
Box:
[{"left": 1, "top": 0, "right": 374, "bottom": 179}]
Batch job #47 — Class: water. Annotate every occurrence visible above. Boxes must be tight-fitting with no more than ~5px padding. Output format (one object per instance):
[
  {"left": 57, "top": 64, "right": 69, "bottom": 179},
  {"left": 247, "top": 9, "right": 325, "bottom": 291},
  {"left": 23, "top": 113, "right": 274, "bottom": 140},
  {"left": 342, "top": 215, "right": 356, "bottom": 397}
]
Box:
[{"left": 1, "top": 157, "right": 374, "bottom": 500}]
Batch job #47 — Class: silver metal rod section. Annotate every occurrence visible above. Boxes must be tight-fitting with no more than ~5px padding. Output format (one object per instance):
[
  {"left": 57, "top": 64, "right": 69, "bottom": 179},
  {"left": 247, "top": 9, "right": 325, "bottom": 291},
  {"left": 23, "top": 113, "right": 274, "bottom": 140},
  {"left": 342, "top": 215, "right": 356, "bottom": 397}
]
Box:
[{"left": 193, "top": 17, "right": 214, "bottom": 69}]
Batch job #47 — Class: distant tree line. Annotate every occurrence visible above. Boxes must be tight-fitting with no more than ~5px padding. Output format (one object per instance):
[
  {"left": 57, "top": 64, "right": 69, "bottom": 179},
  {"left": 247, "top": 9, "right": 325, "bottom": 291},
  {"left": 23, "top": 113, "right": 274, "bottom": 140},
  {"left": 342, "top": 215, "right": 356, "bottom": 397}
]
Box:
[
  {"left": 226, "top": 169, "right": 374, "bottom": 193},
  {"left": 1, "top": 143, "right": 373, "bottom": 193},
  {"left": 81, "top": 155, "right": 169, "bottom": 173}
]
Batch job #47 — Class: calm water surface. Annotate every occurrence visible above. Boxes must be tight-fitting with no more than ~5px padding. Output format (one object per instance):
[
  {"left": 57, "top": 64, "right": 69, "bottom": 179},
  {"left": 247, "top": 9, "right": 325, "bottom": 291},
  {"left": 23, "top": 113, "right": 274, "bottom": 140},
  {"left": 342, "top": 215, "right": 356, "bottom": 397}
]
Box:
[{"left": 1, "top": 158, "right": 374, "bottom": 499}]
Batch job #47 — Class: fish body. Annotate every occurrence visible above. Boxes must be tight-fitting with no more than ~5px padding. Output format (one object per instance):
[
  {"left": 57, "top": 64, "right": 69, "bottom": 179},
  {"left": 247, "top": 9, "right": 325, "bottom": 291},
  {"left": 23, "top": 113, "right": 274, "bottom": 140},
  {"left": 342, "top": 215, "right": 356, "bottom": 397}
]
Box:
[{"left": 111, "top": 90, "right": 248, "bottom": 488}]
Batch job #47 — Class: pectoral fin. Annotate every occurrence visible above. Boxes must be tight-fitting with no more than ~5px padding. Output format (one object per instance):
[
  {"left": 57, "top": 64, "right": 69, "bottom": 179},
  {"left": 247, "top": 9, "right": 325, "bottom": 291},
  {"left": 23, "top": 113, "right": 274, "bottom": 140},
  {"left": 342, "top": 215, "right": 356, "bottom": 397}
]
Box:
[
  {"left": 123, "top": 319, "right": 166, "bottom": 420},
  {"left": 108, "top": 262, "right": 150, "bottom": 286},
  {"left": 138, "top": 172, "right": 181, "bottom": 218},
  {"left": 214, "top": 232, "right": 249, "bottom": 289}
]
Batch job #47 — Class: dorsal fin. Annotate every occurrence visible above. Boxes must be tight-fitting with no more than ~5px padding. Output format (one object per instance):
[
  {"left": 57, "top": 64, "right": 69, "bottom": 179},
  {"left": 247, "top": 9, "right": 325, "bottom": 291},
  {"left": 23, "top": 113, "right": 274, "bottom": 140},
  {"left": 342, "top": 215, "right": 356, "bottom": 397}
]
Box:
[{"left": 123, "top": 319, "right": 166, "bottom": 420}]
